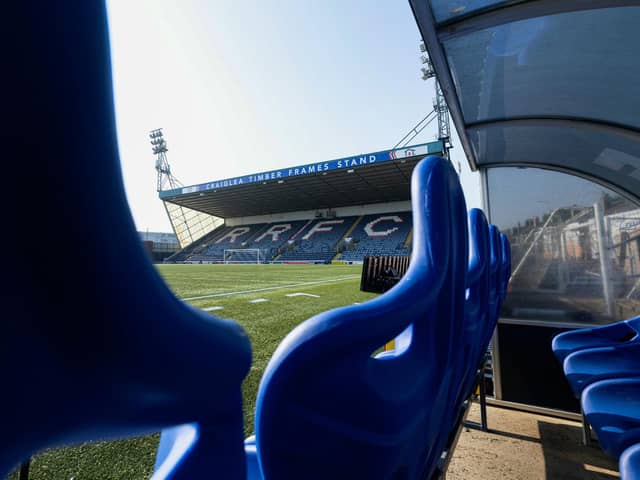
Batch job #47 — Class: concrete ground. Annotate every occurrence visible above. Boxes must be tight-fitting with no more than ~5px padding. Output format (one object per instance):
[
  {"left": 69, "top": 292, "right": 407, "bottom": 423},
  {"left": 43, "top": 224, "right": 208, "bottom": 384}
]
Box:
[{"left": 447, "top": 404, "right": 620, "bottom": 479}]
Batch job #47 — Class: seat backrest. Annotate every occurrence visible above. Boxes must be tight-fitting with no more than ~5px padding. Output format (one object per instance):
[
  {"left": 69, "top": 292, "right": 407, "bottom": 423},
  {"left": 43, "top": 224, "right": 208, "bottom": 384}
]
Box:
[
  {"left": 483, "top": 225, "right": 503, "bottom": 347},
  {"left": 254, "top": 156, "right": 468, "bottom": 480},
  {"left": 499, "top": 233, "right": 511, "bottom": 302},
  {"left": 2, "top": 3, "right": 251, "bottom": 478},
  {"left": 457, "top": 209, "right": 490, "bottom": 403}
]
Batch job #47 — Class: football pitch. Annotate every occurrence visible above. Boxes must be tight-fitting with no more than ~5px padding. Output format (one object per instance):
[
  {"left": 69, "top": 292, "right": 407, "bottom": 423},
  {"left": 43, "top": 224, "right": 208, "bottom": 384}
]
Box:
[{"left": 15, "top": 264, "right": 376, "bottom": 480}]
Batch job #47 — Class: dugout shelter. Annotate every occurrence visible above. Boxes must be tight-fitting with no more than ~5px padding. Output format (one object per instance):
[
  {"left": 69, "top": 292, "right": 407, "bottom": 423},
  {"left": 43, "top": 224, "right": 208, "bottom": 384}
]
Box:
[
  {"left": 159, "top": 141, "right": 445, "bottom": 263},
  {"left": 411, "top": 0, "right": 640, "bottom": 419}
]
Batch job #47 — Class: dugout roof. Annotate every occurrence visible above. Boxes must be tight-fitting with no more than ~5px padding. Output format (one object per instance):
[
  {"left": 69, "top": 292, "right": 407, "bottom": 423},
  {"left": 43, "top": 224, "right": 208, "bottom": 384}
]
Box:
[
  {"left": 159, "top": 141, "right": 444, "bottom": 218},
  {"left": 410, "top": 1, "right": 640, "bottom": 201}
]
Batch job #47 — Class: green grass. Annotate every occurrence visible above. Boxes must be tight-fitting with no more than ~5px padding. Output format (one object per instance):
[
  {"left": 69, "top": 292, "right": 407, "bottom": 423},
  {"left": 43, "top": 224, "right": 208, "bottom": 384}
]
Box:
[{"left": 12, "top": 264, "right": 375, "bottom": 480}]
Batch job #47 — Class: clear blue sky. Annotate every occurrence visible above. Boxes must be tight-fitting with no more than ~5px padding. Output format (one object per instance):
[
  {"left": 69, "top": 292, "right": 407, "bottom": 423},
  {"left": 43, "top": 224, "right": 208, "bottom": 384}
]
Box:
[{"left": 106, "top": 0, "right": 480, "bottom": 232}]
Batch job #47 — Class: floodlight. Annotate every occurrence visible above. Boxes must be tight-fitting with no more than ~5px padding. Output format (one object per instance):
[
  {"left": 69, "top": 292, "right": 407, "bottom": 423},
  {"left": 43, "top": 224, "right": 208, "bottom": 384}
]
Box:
[{"left": 149, "top": 130, "right": 168, "bottom": 154}]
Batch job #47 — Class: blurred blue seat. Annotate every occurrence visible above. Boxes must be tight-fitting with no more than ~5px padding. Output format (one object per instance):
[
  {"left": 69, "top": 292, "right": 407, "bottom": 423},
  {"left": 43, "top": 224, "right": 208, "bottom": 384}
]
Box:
[
  {"left": 621, "top": 443, "right": 640, "bottom": 479},
  {"left": 552, "top": 316, "right": 640, "bottom": 365},
  {"left": 247, "top": 155, "right": 468, "bottom": 480},
  {"left": 563, "top": 342, "right": 640, "bottom": 398},
  {"left": 582, "top": 378, "right": 640, "bottom": 459},
  {"left": 2, "top": 2, "right": 252, "bottom": 478}
]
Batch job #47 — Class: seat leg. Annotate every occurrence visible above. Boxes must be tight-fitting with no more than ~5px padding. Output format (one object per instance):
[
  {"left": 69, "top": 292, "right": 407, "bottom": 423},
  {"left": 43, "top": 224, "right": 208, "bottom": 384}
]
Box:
[
  {"left": 479, "top": 360, "right": 488, "bottom": 432},
  {"left": 581, "top": 408, "right": 591, "bottom": 446}
]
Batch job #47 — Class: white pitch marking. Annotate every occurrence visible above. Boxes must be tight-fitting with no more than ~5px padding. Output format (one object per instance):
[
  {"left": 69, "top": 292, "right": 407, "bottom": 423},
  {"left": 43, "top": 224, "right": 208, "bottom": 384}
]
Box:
[
  {"left": 202, "top": 306, "right": 224, "bottom": 311},
  {"left": 249, "top": 298, "right": 269, "bottom": 303},
  {"left": 285, "top": 292, "right": 320, "bottom": 298},
  {"left": 182, "top": 275, "right": 359, "bottom": 301}
]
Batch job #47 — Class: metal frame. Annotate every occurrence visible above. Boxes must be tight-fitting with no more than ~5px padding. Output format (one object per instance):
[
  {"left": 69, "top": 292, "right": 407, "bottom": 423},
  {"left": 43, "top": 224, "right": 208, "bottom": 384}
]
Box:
[
  {"left": 437, "top": 0, "right": 640, "bottom": 38},
  {"left": 410, "top": 0, "right": 640, "bottom": 181},
  {"left": 489, "top": 330, "right": 503, "bottom": 400},
  {"left": 498, "top": 317, "right": 606, "bottom": 329},
  {"left": 434, "top": 356, "right": 490, "bottom": 479},
  {"left": 486, "top": 398, "right": 582, "bottom": 422},
  {"left": 223, "top": 248, "right": 262, "bottom": 264},
  {"left": 466, "top": 116, "right": 640, "bottom": 138},
  {"left": 408, "top": 0, "right": 478, "bottom": 170},
  {"left": 581, "top": 406, "right": 593, "bottom": 446},
  {"left": 464, "top": 356, "right": 490, "bottom": 432},
  {"left": 433, "top": 403, "right": 475, "bottom": 480}
]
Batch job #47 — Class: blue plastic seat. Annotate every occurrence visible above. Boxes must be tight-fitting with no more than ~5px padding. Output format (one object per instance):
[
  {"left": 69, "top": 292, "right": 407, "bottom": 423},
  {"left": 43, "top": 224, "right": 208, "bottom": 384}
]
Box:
[
  {"left": 582, "top": 378, "right": 640, "bottom": 459},
  {"left": 2, "top": 2, "right": 252, "bottom": 478},
  {"left": 621, "top": 443, "right": 640, "bottom": 479},
  {"left": 374, "top": 208, "right": 494, "bottom": 462},
  {"left": 456, "top": 209, "right": 490, "bottom": 405},
  {"left": 478, "top": 225, "right": 503, "bottom": 352},
  {"left": 552, "top": 316, "right": 640, "bottom": 365},
  {"left": 246, "top": 156, "right": 469, "bottom": 480},
  {"left": 563, "top": 342, "right": 640, "bottom": 398}
]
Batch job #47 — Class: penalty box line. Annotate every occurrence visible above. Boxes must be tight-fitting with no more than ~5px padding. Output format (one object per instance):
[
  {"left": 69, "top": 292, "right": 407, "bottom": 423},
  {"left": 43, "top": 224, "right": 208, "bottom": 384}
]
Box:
[{"left": 182, "top": 275, "right": 360, "bottom": 302}]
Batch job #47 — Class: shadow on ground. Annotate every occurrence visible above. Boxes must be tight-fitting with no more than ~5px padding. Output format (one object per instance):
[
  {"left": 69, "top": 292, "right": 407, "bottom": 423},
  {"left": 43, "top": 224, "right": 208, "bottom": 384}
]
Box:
[{"left": 448, "top": 405, "right": 619, "bottom": 479}]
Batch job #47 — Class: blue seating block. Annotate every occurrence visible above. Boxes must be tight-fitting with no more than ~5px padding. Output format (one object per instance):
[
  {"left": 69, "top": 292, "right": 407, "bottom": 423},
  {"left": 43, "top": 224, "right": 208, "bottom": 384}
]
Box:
[
  {"left": 564, "top": 343, "right": 640, "bottom": 398},
  {"left": 582, "top": 378, "right": 640, "bottom": 459},
  {"left": 340, "top": 212, "right": 413, "bottom": 261},
  {"left": 553, "top": 317, "right": 640, "bottom": 365},
  {"left": 251, "top": 156, "right": 468, "bottom": 480}
]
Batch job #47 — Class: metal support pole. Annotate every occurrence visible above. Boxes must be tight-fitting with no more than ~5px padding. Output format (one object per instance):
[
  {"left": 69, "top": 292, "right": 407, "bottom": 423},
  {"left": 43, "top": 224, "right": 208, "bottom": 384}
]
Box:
[
  {"left": 594, "top": 198, "right": 615, "bottom": 318},
  {"left": 559, "top": 231, "right": 568, "bottom": 292},
  {"left": 581, "top": 408, "right": 592, "bottom": 446},
  {"left": 479, "top": 360, "right": 488, "bottom": 432},
  {"left": 465, "top": 356, "right": 490, "bottom": 432}
]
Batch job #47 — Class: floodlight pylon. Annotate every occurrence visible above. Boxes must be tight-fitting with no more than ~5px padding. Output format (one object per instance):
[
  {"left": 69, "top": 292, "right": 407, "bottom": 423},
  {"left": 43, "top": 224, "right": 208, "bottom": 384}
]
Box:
[{"left": 150, "top": 129, "right": 223, "bottom": 249}]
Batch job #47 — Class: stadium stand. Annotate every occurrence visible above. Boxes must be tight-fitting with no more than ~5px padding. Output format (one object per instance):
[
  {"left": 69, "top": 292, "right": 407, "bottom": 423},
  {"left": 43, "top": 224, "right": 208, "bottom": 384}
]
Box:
[
  {"left": 340, "top": 212, "right": 412, "bottom": 261},
  {"left": 169, "top": 213, "right": 414, "bottom": 264}
]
